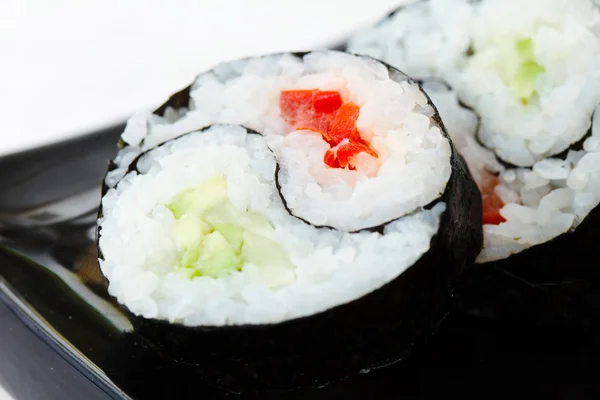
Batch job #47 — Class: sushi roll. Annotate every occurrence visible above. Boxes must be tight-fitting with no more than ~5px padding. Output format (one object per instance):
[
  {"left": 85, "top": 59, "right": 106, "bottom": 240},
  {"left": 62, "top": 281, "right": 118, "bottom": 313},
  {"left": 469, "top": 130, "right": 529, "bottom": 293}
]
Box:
[
  {"left": 349, "top": 0, "right": 600, "bottom": 166},
  {"left": 97, "top": 51, "right": 483, "bottom": 390},
  {"left": 348, "top": 0, "right": 600, "bottom": 322},
  {"left": 422, "top": 81, "right": 599, "bottom": 326}
]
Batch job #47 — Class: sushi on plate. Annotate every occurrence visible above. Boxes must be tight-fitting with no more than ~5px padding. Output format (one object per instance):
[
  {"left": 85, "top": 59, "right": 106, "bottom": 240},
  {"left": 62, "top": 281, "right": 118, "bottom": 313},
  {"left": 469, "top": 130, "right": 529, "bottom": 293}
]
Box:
[{"left": 97, "top": 50, "right": 483, "bottom": 390}]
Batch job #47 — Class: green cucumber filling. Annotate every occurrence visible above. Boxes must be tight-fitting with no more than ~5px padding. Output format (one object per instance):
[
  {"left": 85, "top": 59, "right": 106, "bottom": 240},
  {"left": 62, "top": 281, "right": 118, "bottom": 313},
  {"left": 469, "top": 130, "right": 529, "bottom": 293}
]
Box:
[
  {"left": 512, "top": 38, "right": 545, "bottom": 105},
  {"left": 470, "top": 37, "right": 545, "bottom": 105},
  {"left": 167, "top": 175, "right": 294, "bottom": 285}
]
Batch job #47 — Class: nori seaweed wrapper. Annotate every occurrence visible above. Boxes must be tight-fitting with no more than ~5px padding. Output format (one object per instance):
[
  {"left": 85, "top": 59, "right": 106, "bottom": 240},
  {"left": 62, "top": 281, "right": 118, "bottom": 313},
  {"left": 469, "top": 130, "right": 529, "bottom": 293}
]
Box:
[
  {"left": 416, "top": 79, "right": 599, "bottom": 331},
  {"left": 442, "top": 96, "right": 599, "bottom": 330},
  {"left": 96, "top": 51, "right": 483, "bottom": 391},
  {"left": 455, "top": 204, "right": 600, "bottom": 332}
]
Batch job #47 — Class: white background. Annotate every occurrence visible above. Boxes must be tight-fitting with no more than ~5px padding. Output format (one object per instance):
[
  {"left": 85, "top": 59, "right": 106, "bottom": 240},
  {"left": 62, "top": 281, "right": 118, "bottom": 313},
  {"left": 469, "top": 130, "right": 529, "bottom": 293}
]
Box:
[
  {"left": 0, "top": 0, "right": 405, "bottom": 399},
  {"left": 0, "top": 0, "right": 405, "bottom": 158}
]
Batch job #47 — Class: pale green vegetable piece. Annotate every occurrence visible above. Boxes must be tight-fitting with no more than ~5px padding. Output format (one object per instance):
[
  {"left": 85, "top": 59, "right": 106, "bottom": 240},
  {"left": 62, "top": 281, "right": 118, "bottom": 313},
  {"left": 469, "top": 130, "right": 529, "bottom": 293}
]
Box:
[
  {"left": 242, "top": 232, "right": 292, "bottom": 268},
  {"left": 204, "top": 203, "right": 273, "bottom": 236},
  {"left": 242, "top": 231, "right": 295, "bottom": 287},
  {"left": 180, "top": 245, "right": 202, "bottom": 270},
  {"left": 166, "top": 174, "right": 294, "bottom": 283},
  {"left": 512, "top": 38, "right": 545, "bottom": 104},
  {"left": 470, "top": 37, "right": 544, "bottom": 105},
  {"left": 167, "top": 175, "right": 228, "bottom": 218},
  {"left": 172, "top": 214, "right": 214, "bottom": 249},
  {"left": 514, "top": 60, "right": 545, "bottom": 104},
  {"left": 171, "top": 215, "right": 214, "bottom": 269},
  {"left": 515, "top": 38, "right": 536, "bottom": 60},
  {"left": 191, "top": 231, "right": 243, "bottom": 278},
  {"left": 212, "top": 223, "right": 244, "bottom": 254}
]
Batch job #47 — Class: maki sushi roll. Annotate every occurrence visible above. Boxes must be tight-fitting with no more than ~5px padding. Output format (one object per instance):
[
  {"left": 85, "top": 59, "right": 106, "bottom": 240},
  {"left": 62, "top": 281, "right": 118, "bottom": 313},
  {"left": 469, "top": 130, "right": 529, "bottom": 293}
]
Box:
[
  {"left": 348, "top": 0, "right": 600, "bottom": 322},
  {"left": 97, "top": 51, "right": 483, "bottom": 390},
  {"left": 349, "top": 0, "right": 600, "bottom": 166}
]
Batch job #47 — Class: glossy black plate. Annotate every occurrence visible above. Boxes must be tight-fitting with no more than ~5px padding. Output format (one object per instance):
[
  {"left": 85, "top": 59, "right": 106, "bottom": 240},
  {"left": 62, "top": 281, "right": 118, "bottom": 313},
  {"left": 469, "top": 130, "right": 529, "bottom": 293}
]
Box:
[{"left": 1, "top": 105, "right": 600, "bottom": 400}]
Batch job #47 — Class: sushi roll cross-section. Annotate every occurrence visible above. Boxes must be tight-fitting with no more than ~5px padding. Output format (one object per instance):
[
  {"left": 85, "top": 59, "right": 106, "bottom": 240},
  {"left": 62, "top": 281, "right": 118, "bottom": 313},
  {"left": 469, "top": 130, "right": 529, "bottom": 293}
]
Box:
[
  {"left": 97, "top": 51, "right": 483, "bottom": 390},
  {"left": 349, "top": 0, "right": 600, "bottom": 267},
  {"left": 349, "top": 0, "right": 600, "bottom": 167}
]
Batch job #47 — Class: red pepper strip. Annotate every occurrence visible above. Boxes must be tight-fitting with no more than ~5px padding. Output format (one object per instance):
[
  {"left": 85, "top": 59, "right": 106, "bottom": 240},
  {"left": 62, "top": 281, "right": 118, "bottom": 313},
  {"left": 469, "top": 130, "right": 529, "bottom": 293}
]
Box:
[
  {"left": 336, "top": 141, "right": 378, "bottom": 169},
  {"left": 312, "top": 91, "right": 343, "bottom": 114},
  {"left": 280, "top": 90, "right": 316, "bottom": 126},
  {"left": 296, "top": 113, "right": 335, "bottom": 134},
  {"left": 281, "top": 90, "right": 378, "bottom": 170},
  {"left": 324, "top": 102, "right": 362, "bottom": 146},
  {"left": 347, "top": 128, "right": 365, "bottom": 144},
  {"left": 323, "top": 148, "right": 339, "bottom": 168},
  {"left": 480, "top": 172, "right": 506, "bottom": 225}
]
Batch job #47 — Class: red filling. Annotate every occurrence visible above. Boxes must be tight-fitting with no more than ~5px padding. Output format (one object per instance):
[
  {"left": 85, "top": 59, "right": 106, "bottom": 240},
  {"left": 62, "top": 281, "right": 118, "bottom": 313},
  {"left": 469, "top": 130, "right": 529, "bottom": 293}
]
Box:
[
  {"left": 325, "top": 141, "right": 378, "bottom": 169},
  {"left": 279, "top": 90, "right": 314, "bottom": 127},
  {"left": 480, "top": 172, "right": 506, "bottom": 225},
  {"left": 280, "top": 90, "right": 377, "bottom": 169},
  {"left": 325, "top": 103, "right": 363, "bottom": 145},
  {"left": 312, "top": 91, "right": 343, "bottom": 114}
]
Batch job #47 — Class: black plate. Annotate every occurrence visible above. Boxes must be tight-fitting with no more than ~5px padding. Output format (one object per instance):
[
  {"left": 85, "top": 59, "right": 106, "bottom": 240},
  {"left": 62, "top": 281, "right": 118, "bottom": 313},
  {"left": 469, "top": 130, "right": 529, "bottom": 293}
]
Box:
[{"left": 1, "top": 119, "right": 600, "bottom": 400}]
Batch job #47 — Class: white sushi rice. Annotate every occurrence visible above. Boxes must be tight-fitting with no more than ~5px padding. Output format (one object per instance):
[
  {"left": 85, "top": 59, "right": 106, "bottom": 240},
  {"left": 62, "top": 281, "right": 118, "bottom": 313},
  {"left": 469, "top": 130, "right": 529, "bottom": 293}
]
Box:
[
  {"left": 426, "top": 82, "right": 600, "bottom": 262},
  {"left": 348, "top": 0, "right": 600, "bottom": 166},
  {"left": 422, "top": 80, "right": 504, "bottom": 188},
  {"left": 98, "top": 125, "right": 446, "bottom": 326},
  {"left": 111, "top": 51, "right": 452, "bottom": 231}
]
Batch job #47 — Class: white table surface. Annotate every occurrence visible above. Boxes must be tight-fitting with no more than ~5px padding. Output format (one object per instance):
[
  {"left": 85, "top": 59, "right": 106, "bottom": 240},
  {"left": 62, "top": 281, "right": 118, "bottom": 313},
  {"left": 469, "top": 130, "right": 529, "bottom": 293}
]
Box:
[{"left": 0, "top": 1, "right": 406, "bottom": 399}]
